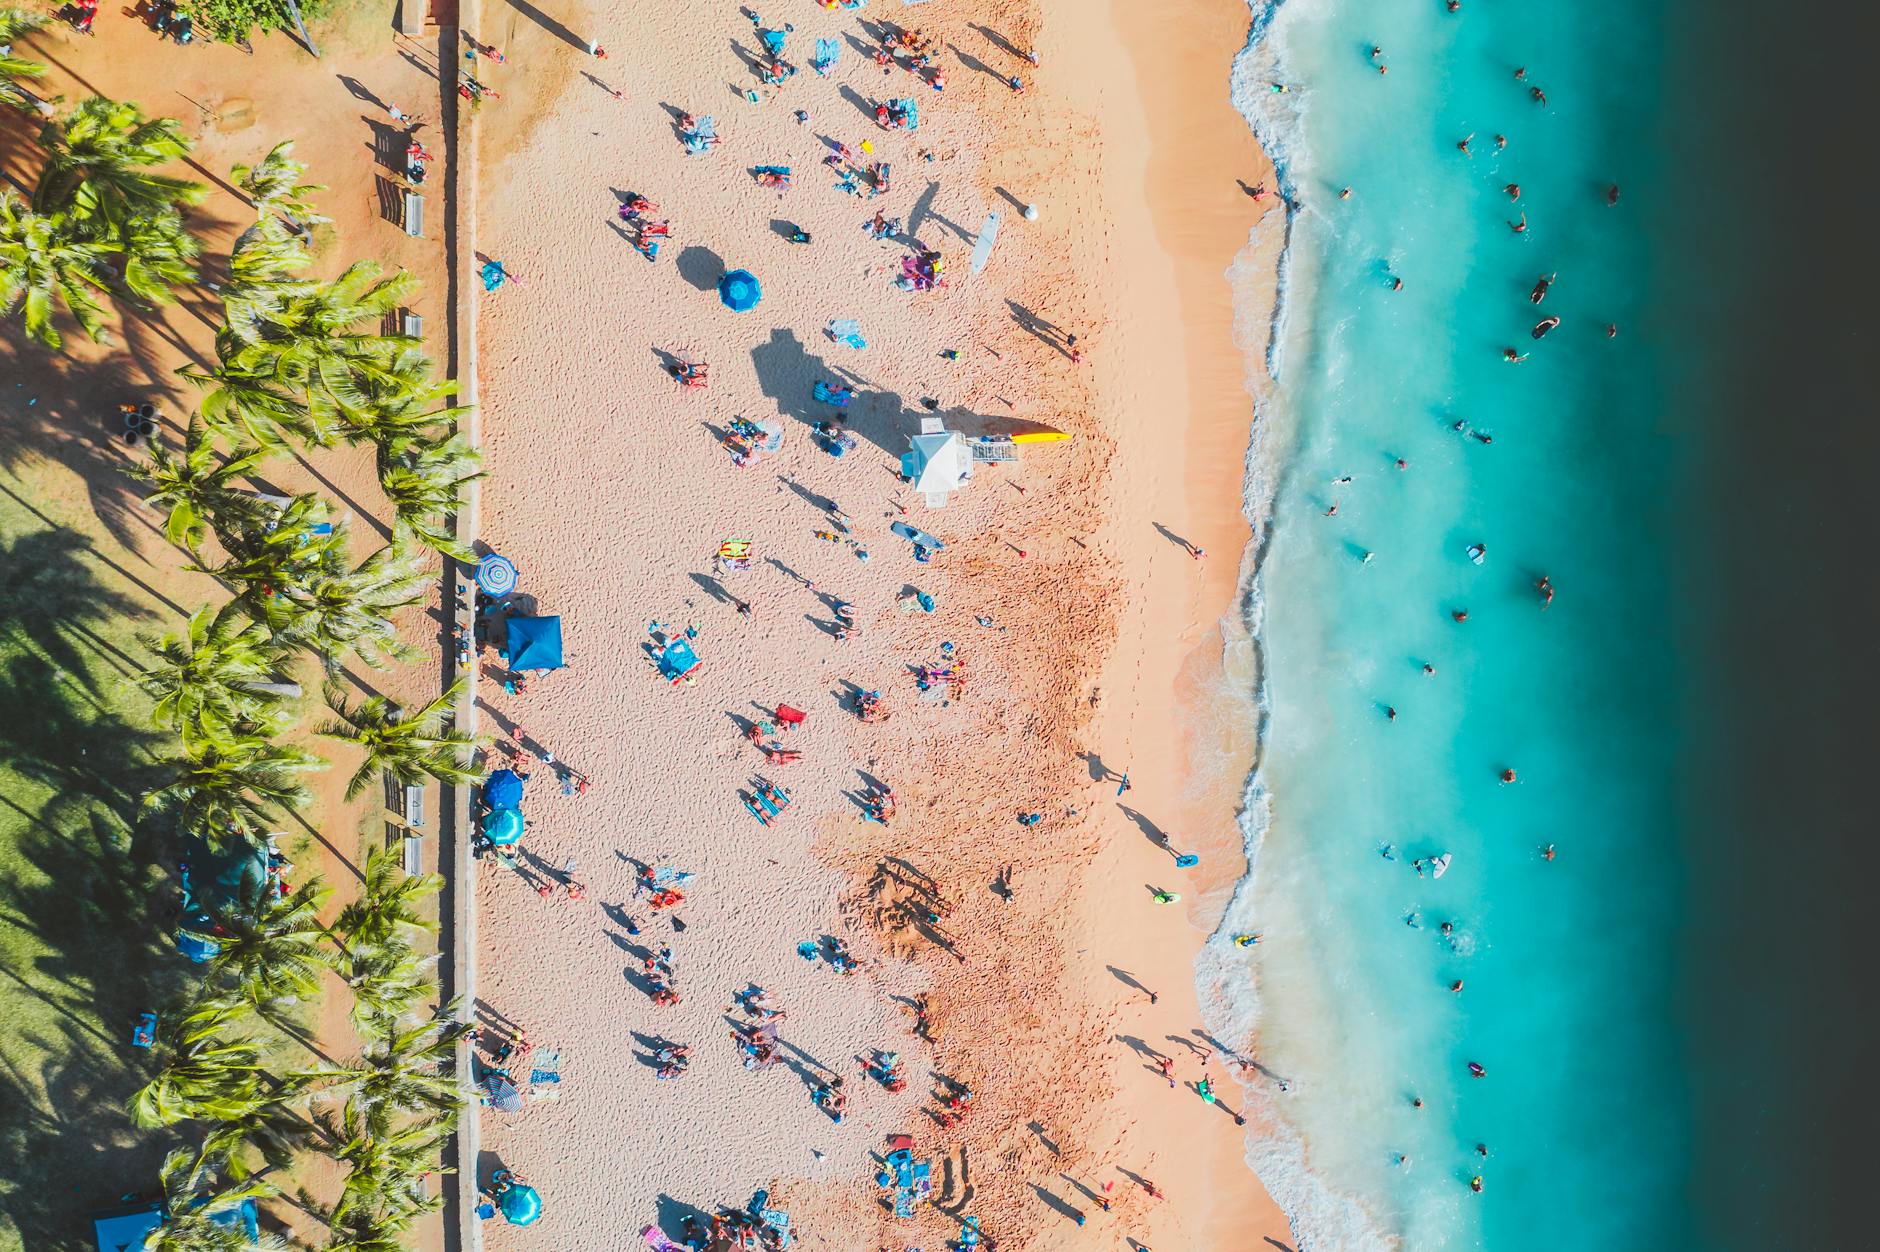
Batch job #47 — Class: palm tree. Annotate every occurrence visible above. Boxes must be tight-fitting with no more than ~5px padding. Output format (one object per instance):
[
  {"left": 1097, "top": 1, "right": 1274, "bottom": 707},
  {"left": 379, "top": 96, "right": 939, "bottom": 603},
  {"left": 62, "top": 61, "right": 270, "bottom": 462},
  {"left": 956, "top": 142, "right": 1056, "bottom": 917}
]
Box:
[
  {"left": 210, "top": 878, "right": 333, "bottom": 1012},
  {"left": 377, "top": 435, "right": 482, "bottom": 560},
  {"left": 34, "top": 96, "right": 207, "bottom": 232},
  {"left": 320, "top": 676, "right": 477, "bottom": 801},
  {"left": 136, "top": 601, "right": 298, "bottom": 745},
  {"left": 308, "top": 1014, "right": 466, "bottom": 1120},
  {"left": 105, "top": 205, "right": 201, "bottom": 306},
  {"left": 181, "top": 357, "right": 321, "bottom": 451},
  {"left": 0, "top": 189, "right": 111, "bottom": 347},
  {"left": 142, "top": 733, "right": 322, "bottom": 847},
  {"left": 334, "top": 845, "right": 441, "bottom": 952},
  {"left": 330, "top": 1105, "right": 451, "bottom": 1227},
  {"left": 232, "top": 140, "right": 329, "bottom": 232},
  {"left": 346, "top": 348, "right": 470, "bottom": 451},
  {"left": 125, "top": 416, "right": 273, "bottom": 551},
  {"left": 131, "top": 998, "right": 278, "bottom": 1127},
  {"left": 146, "top": 1148, "right": 287, "bottom": 1252},
  {"left": 269, "top": 542, "right": 429, "bottom": 671},
  {"left": 341, "top": 938, "right": 440, "bottom": 1031},
  {"left": 190, "top": 494, "right": 343, "bottom": 609},
  {"left": 213, "top": 260, "right": 417, "bottom": 446},
  {"left": 0, "top": 9, "right": 47, "bottom": 112},
  {"left": 191, "top": 1096, "right": 311, "bottom": 1184}
]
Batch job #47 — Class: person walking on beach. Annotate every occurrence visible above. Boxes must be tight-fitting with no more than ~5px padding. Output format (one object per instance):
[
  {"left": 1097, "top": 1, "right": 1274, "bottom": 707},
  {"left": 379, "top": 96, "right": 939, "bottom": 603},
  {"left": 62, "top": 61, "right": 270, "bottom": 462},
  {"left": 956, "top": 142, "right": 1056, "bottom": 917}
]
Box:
[{"left": 1159, "top": 1056, "right": 1176, "bottom": 1088}]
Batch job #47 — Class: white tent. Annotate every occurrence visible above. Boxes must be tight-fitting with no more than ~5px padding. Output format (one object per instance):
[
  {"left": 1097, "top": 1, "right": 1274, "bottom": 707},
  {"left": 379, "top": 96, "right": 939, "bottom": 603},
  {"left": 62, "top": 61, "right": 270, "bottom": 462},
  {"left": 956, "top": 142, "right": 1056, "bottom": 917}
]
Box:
[{"left": 901, "top": 419, "right": 972, "bottom": 507}]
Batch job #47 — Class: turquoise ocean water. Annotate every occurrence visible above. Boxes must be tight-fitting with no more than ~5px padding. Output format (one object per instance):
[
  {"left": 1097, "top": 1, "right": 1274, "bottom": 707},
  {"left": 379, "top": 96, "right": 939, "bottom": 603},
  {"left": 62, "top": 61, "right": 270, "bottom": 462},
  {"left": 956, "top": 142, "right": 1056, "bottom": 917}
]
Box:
[{"left": 1199, "top": 0, "right": 1877, "bottom": 1247}]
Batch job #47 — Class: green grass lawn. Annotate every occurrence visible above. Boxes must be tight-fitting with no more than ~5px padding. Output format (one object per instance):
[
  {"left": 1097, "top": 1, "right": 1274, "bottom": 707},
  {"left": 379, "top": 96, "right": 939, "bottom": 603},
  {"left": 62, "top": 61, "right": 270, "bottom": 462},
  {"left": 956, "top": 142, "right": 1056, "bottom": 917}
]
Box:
[{"left": 0, "top": 472, "right": 186, "bottom": 1251}]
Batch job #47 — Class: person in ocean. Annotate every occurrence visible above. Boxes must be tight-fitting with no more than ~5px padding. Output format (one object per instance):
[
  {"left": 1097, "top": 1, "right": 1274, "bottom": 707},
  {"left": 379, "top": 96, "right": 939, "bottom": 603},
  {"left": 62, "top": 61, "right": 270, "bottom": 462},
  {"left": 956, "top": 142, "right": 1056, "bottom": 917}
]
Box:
[
  {"left": 1505, "top": 182, "right": 1521, "bottom": 200},
  {"left": 1509, "top": 212, "right": 1528, "bottom": 234},
  {"left": 1532, "top": 272, "right": 1556, "bottom": 303},
  {"left": 1533, "top": 316, "right": 1561, "bottom": 338}
]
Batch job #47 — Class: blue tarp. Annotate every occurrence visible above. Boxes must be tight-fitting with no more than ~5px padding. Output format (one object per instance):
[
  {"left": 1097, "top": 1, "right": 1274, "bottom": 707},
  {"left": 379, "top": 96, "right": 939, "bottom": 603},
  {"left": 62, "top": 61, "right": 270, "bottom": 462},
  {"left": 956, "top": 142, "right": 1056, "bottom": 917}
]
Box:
[
  {"left": 505, "top": 616, "right": 564, "bottom": 671},
  {"left": 484, "top": 769, "right": 524, "bottom": 810},
  {"left": 658, "top": 638, "right": 701, "bottom": 682}
]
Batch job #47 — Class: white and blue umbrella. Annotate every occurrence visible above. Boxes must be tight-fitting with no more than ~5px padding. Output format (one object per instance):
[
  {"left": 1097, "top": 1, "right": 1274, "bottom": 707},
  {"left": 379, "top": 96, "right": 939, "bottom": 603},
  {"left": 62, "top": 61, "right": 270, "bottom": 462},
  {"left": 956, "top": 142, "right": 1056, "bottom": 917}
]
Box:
[{"left": 476, "top": 553, "right": 518, "bottom": 596}]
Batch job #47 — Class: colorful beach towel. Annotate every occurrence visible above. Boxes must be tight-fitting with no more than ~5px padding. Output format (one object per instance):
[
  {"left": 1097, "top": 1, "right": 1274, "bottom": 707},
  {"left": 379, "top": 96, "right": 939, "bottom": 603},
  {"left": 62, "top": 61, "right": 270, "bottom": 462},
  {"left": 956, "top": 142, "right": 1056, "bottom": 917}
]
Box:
[{"left": 812, "top": 37, "right": 840, "bottom": 74}]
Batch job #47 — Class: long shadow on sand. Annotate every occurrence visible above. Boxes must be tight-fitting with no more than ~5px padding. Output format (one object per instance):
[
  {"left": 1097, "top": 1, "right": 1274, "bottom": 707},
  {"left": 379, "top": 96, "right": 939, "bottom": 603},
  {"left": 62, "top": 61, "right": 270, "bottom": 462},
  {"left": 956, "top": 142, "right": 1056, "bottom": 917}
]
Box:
[{"left": 750, "top": 327, "right": 908, "bottom": 455}]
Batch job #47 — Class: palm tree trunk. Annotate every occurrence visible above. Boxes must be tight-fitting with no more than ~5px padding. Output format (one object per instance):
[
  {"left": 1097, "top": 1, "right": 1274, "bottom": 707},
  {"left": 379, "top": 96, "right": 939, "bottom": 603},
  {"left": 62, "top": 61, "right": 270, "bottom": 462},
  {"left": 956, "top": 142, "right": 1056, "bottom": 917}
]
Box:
[{"left": 284, "top": 0, "right": 319, "bottom": 58}]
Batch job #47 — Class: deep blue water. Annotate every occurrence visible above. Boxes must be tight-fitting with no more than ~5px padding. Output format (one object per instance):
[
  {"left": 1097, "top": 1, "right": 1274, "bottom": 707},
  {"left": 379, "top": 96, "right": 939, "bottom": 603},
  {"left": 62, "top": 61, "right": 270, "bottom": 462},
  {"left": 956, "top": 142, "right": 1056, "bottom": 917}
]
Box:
[{"left": 1209, "top": 0, "right": 1878, "bottom": 1247}]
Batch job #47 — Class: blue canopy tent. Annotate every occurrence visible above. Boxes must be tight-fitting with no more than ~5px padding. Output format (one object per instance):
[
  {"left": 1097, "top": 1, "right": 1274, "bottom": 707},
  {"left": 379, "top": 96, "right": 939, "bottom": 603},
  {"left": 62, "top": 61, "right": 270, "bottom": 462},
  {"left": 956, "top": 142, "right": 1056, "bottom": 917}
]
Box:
[
  {"left": 484, "top": 768, "right": 525, "bottom": 810},
  {"left": 174, "top": 834, "right": 270, "bottom": 963},
  {"left": 504, "top": 616, "right": 564, "bottom": 672},
  {"left": 92, "top": 1202, "right": 160, "bottom": 1251},
  {"left": 719, "top": 269, "right": 762, "bottom": 313},
  {"left": 93, "top": 1197, "right": 257, "bottom": 1252},
  {"left": 483, "top": 807, "right": 525, "bottom": 847}
]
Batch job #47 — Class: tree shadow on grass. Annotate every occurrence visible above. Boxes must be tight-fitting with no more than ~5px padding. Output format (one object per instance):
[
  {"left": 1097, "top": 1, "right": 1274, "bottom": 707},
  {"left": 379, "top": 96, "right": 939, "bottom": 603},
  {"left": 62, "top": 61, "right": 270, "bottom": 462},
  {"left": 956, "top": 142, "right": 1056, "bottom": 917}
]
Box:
[{"left": 0, "top": 510, "right": 179, "bottom": 1248}]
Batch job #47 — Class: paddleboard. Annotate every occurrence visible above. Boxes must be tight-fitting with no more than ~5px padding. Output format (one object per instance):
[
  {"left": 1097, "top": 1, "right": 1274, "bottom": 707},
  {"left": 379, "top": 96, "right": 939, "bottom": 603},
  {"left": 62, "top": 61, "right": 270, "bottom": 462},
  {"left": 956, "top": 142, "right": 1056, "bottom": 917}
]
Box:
[{"left": 1431, "top": 853, "right": 1452, "bottom": 879}]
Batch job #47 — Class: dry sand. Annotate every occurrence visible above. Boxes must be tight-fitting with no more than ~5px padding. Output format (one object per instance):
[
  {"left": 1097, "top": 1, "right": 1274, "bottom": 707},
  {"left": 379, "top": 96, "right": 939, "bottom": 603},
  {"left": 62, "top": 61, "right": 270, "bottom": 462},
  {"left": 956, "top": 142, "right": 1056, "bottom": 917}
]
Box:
[{"left": 467, "top": 0, "right": 1291, "bottom": 1248}]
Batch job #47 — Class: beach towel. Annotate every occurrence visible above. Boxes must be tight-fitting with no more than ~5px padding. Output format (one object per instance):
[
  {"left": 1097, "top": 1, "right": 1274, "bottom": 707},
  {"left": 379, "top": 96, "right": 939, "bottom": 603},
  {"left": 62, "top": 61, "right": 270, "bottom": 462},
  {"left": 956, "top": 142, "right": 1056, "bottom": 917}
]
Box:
[
  {"left": 812, "top": 37, "right": 840, "bottom": 74},
  {"left": 826, "top": 318, "right": 867, "bottom": 350},
  {"left": 759, "top": 27, "right": 788, "bottom": 56},
  {"left": 479, "top": 260, "right": 508, "bottom": 292},
  {"left": 642, "top": 1226, "right": 685, "bottom": 1252}
]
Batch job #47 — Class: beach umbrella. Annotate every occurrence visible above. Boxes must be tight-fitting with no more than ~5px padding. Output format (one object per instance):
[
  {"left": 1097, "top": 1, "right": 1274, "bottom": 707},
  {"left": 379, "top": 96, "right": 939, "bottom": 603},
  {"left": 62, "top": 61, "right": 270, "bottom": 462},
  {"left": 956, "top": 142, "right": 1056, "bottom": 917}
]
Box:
[
  {"left": 483, "top": 806, "right": 524, "bottom": 846},
  {"left": 498, "top": 1182, "right": 541, "bottom": 1225},
  {"left": 719, "top": 268, "right": 763, "bottom": 312},
  {"left": 475, "top": 552, "right": 518, "bottom": 596},
  {"left": 484, "top": 768, "right": 524, "bottom": 809},
  {"left": 483, "top": 1072, "right": 523, "bottom": 1112},
  {"left": 504, "top": 615, "right": 565, "bottom": 671}
]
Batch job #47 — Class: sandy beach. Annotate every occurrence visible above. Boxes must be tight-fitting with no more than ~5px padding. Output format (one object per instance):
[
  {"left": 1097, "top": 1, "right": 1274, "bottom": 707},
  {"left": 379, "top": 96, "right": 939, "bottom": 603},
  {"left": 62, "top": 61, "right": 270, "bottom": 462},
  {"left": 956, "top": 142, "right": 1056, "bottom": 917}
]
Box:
[{"left": 464, "top": 0, "right": 1291, "bottom": 1248}]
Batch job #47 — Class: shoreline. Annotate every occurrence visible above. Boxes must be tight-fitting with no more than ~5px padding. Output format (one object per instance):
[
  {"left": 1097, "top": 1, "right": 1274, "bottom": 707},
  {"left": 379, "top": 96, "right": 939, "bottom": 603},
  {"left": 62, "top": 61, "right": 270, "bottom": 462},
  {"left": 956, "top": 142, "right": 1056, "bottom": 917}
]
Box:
[{"left": 1059, "top": 0, "right": 1291, "bottom": 1246}]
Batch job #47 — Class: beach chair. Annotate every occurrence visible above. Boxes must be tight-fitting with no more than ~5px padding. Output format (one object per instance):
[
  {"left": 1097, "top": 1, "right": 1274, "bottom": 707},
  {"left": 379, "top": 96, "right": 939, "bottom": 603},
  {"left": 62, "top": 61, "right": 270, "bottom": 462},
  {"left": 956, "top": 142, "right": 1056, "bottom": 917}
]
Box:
[
  {"left": 403, "top": 191, "right": 424, "bottom": 237},
  {"left": 402, "top": 833, "right": 424, "bottom": 876},
  {"left": 131, "top": 1011, "right": 157, "bottom": 1048}
]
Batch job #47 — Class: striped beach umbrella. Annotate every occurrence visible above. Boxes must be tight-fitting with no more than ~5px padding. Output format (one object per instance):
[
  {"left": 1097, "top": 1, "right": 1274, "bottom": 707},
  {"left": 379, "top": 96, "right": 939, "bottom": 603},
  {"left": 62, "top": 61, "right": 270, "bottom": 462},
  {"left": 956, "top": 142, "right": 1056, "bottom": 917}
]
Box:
[{"left": 475, "top": 552, "right": 518, "bottom": 596}]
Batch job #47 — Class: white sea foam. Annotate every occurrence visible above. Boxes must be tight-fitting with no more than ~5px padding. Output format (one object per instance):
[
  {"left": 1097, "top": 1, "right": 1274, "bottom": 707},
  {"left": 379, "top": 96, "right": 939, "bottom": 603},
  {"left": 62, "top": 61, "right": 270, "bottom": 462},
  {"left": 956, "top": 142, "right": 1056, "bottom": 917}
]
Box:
[{"left": 1193, "top": 3, "right": 1397, "bottom": 1249}]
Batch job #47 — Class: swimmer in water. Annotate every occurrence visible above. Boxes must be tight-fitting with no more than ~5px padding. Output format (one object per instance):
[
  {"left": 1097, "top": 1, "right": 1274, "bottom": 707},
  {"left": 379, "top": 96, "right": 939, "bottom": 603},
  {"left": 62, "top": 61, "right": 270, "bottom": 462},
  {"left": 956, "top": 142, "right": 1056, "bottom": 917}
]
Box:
[
  {"left": 1450, "top": 979, "right": 1465, "bottom": 993},
  {"left": 1509, "top": 212, "right": 1527, "bottom": 234},
  {"left": 1386, "top": 706, "right": 1397, "bottom": 722},
  {"left": 1233, "top": 933, "right": 1262, "bottom": 947},
  {"left": 1531, "top": 272, "right": 1556, "bottom": 303},
  {"left": 1542, "top": 843, "right": 1556, "bottom": 861},
  {"left": 1396, "top": 456, "right": 1409, "bottom": 469},
  {"left": 1537, "top": 573, "right": 1555, "bottom": 606},
  {"left": 1503, "top": 347, "right": 1529, "bottom": 363},
  {"left": 1423, "top": 663, "right": 1436, "bottom": 675},
  {"left": 1325, "top": 501, "right": 1340, "bottom": 516},
  {"left": 1531, "top": 85, "right": 1548, "bottom": 105},
  {"left": 1452, "top": 608, "right": 1470, "bottom": 622},
  {"left": 1471, "top": 1176, "right": 1484, "bottom": 1194},
  {"left": 1370, "top": 45, "right": 1382, "bottom": 60},
  {"left": 1340, "top": 186, "right": 1352, "bottom": 199},
  {"left": 1532, "top": 315, "right": 1560, "bottom": 338},
  {"left": 1440, "top": 921, "right": 1454, "bottom": 937},
  {"left": 1607, "top": 183, "right": 1621, "bottom": 206},
  {"left": 1391, "top": 275, "right": 1404, "bottom": 291},
  {"left": 1500, "top": 767, "right": 1518, "bottom": 783},
  {"left": 1493, "top": 133, "right": 1507, "bottom": 150},
  {"left": 1606, "top": 323, "right": 1619, "bottom": 338},
  {"left": 1468, "top": 1061, "right": 1487, "bottom": 1078},
  {"left": 1472, "top": 431, "right": 1493, "bottom": 444},
  {"left": 1457, "top": 132, "right": 1474, "bottom": 157},
  {"left": 1504, "top": 182, "right": 1521, "bottom": 200},
  {"left": 1381, "top": 844, "right": 1397, "bottom": 860}
]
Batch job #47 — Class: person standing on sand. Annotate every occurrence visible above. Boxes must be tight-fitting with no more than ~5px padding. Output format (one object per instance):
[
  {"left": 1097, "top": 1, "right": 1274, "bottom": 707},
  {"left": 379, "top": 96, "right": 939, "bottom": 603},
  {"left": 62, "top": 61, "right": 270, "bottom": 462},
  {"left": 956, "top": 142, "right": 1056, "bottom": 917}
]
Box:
[{"left": 1159, "top": 1056, "right": 1176, "bottom": 1088}]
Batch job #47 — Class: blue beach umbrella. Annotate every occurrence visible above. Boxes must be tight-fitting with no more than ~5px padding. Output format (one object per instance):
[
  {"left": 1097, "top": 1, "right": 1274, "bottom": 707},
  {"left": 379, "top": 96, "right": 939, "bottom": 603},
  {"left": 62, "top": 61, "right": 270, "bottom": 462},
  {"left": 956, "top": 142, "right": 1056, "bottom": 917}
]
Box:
[
  {"left": 719, "top": 268, "right": 763, "bottom": 312},
  {"left": 483, "top": 806, "right": 524, "bottom": 846},
  {"left": 484, "top": 768, "right": 524, "bottom": 810},
  {"left": 498, "top": 1182, "right": 541, "bottom": 1226},
  {"left": 476, "top": 552, "right": 518, "bottom": 596}
]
